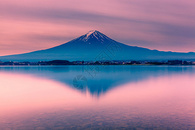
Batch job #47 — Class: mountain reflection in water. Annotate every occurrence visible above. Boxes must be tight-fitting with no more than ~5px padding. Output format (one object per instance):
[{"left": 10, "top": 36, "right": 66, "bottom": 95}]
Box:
[
  {"left": 0, "top": 66, "right": 195, "bottom": 129},
  {"left": 0, "top": 65, "right": 194, "bottom": 96}
]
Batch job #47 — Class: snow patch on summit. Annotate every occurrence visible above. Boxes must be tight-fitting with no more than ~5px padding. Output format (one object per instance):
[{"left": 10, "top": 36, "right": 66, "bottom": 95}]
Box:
[
  {"left": 86, "top": 30, "right": 96, "bottom": 38},
  {"left": 83, "top": 30, "right": 98, "bottom": 41},
  {"left": 76, "top": 30, "right": 112, "bottom": 43}
]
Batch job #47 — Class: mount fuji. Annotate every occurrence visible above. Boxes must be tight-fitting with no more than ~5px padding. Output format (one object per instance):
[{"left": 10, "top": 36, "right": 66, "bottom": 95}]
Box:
[{"left": 1, "top": 30, "right": 195, "bottom": 61}]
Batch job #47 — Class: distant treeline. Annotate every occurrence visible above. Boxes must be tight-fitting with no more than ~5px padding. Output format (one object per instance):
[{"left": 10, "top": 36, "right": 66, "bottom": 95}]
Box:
[{"left": 0, "top": 60, "right": 195, "bottom": 66}]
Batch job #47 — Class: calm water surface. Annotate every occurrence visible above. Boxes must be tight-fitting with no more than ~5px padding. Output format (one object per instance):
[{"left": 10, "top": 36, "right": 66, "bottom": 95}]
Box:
[{"left": 0, "top": 65, "right": 195, "bottom": 129}]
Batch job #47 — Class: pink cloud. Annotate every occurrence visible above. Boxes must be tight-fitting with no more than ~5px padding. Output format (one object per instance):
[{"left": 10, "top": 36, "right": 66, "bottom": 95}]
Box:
[{"left": 1, "top": 0, "right": 195, "bottom": 56}]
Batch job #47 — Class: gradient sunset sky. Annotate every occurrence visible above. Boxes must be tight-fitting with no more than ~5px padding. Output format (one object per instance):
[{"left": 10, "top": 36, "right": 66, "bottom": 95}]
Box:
[{"left": 1, "top": 0, "right": 195, "bottom": 56}]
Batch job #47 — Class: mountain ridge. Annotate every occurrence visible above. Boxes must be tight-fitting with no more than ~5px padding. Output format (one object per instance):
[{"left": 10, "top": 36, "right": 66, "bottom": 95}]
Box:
[{"left": 0, "top": 30, "right": 195, "bottom": 61}]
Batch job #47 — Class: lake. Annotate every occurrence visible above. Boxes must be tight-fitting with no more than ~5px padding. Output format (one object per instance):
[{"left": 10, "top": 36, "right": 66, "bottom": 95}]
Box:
[{"left": 0, "top": 65, "right": 195, "bottom": 129}]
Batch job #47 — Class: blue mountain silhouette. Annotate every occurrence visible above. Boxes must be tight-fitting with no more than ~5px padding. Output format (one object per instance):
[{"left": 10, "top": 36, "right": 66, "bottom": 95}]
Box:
[{"left": 1, "top": 30, "right": 195, "bottom": 61}]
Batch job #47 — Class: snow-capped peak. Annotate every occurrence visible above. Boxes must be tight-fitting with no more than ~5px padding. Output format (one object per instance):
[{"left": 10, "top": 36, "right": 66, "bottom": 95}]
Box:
[
  {"left": 85, "top": 30, "right": 106, "bottom": 41},
  {"left": 76, "top": 30, "right": 111, "bottom": 43},
  {"left": 86, "top": 30, "right": 97, "bottom": 38}
]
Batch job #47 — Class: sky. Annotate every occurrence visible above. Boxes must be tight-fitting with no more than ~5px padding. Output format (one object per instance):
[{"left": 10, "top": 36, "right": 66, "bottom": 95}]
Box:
[{"left": 0, "top": 0, "right": 195, "bottom": 56}]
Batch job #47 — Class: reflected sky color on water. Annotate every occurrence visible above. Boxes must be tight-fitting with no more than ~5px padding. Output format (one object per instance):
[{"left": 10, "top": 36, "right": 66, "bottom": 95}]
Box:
[{"left": 0, "top": 66, "right": 195, "bottom": 129}]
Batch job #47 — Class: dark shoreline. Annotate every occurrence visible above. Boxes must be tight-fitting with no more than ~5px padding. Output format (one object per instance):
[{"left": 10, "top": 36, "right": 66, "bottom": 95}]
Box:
[{"left": 0, "top": 60, "right": 195, "bottom": 66}]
